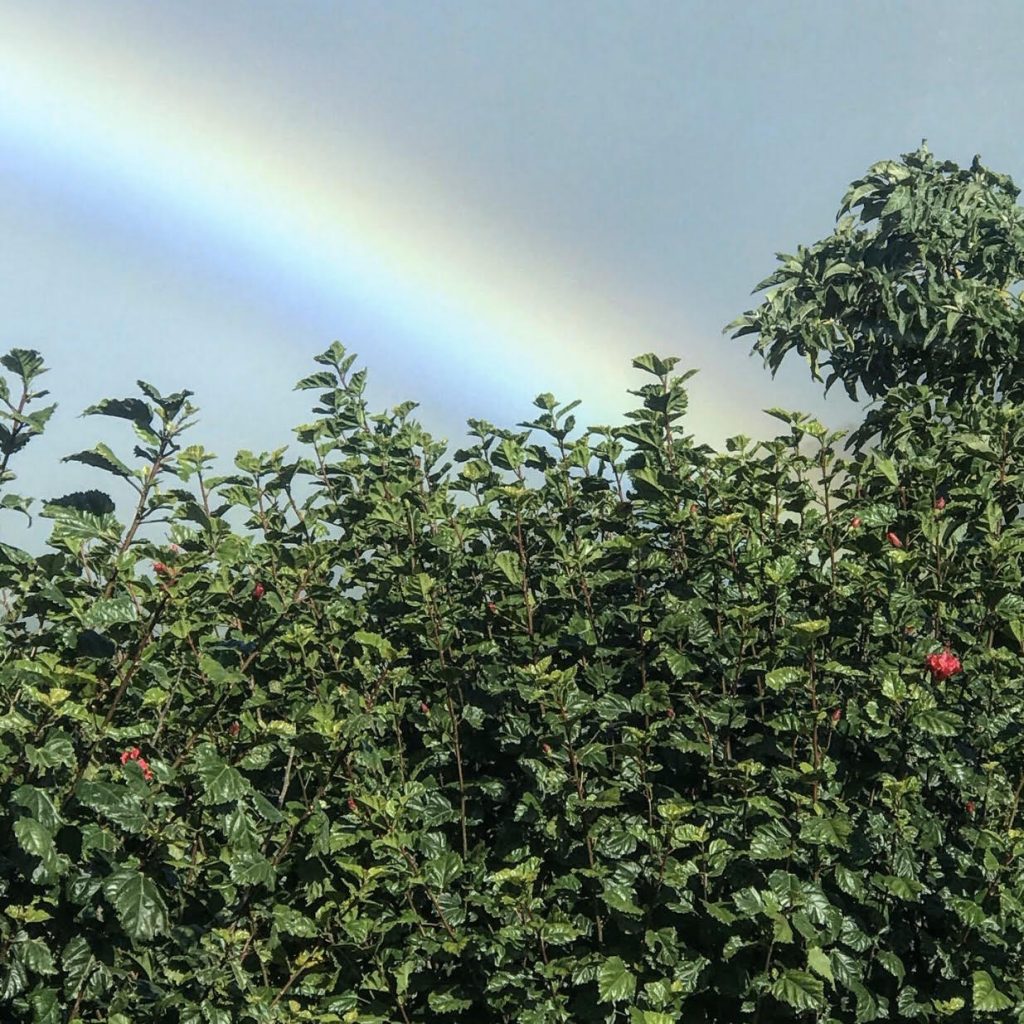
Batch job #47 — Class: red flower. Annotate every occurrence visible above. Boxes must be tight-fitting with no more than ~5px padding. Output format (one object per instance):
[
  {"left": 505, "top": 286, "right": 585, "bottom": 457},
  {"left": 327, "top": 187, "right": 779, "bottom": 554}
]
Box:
[
  {"left": 850, "top": 516, "right": 862, "bottom": 528},
  {"left": 120, "top": 747, "right": 153, "bottom": 780},
  {"left": 419, "top": 701, "right": 430, "bottom": 715},
  {"left": 886, "top": 531, "right": 903, "bottom": 548},
  {"left": 925, "top": 649, "right": 962, "bottom": 682},
  {"left": 542, "top": 743, "right": 552, "bottom": 755},
  {"left": 153, "top": 562, "right": 169, "bottom": 575},
  {"left": 666, "top": 707, "right": 676, "bottom": 719},
  {"left": 347, "top": 797, "right": 358, "bottom": 813},
  {"left": 253, "top": 582, "right": 266, "bottom": 600},
  {"left": 934, "top": 496, "right": 946, "bottom": 510},
  {"left": 228, "top": 721, "right": 240, "bottom": 738},
  {"left": 831, "top": 708, "right": 842, "bottom": 724},
  {"left": 966, "top": 800, "right": 976, "bottom": 814}
]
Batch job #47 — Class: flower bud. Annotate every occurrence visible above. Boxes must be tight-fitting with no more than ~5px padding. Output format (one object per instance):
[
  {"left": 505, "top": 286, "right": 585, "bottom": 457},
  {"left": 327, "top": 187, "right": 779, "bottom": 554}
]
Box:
[
  {"left": 966, "top": 800, "right": 976, "bottom": 814},
  {"left": 153, "top": 562, "right": 168, "bottom": 575},
  {"left": 542, "top": 743, "right": 552, "bottom": 755},
  {"left": 253, "top": 582, "right": 266, "bottom": 600},
  {"left": 831, "top": 708, "right": 842, "bottom": 724},
  {"left": 666, "top": 707, "right": 676, "bottom": 719},
  {"left": 419, "top": 701, "right": 430, "bottom": 715},
  {"left": 886, "top": 531, "right": 903, "bottom": 548},
  {"left": 850, "top": 516, "right": 862, "bottom": 528},
  {"left": 228, "top": 721, "right": 240, "bottom": 737},
  {"left": 347, "top": 797, "right": 358, "bottom": 813},
  {"left": 934, "top": 496, "right": 946, "bottom": 510},
  {"left": 487, "top": 601, "right": 497, "bottom": 614}
]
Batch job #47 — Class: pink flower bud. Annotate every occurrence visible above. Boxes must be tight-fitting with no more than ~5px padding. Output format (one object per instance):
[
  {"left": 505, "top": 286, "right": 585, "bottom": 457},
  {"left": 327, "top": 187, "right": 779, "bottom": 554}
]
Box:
[
  {"left": 966, "top": 800, "right": 976, "bottom": 814},
  {"left": 419, "top": 701, "right": 430, "bottom": 715},
  {"left": 850, "top": 516, "right": 862, "bottom": 528},
  {"left": 253, "top": 582, "right": 265, "bottom": 600},
  {"left": 542, "top": 743, "right": 552, "bottom": 755},
  {"left": 347, "top": 797, "right": 358, "bottom": 813},
  {"left": 934, "top": 496, "right": 946, "bottom": 510},
  {"left": 228, "top": 721, "right": 240, "bottom": 737},
  {"left": 886, "top": 531, "right": 903, "bottom": 548}
]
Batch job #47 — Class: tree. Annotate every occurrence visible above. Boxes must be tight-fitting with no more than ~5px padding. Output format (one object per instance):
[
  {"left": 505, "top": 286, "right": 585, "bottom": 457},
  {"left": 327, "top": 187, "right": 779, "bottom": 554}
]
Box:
[{"left": 727, "top": 143, "right": 1024, "bottom": 411}]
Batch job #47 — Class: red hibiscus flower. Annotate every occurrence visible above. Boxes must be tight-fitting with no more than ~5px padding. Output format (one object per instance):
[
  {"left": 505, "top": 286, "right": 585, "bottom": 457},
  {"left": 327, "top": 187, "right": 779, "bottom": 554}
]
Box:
[
  {"left": 120, "top": 747, "right": 153, "bottom": 780},
  {"left": 925, "top": 649, "right": 962, "bottom": 682}
]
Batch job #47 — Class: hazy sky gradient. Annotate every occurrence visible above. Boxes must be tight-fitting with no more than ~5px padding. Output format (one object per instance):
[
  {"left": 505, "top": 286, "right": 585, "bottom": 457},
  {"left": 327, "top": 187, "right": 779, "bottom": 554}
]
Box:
[{"left": 2, "top": 1, "right": 1022, "bottom": 553}]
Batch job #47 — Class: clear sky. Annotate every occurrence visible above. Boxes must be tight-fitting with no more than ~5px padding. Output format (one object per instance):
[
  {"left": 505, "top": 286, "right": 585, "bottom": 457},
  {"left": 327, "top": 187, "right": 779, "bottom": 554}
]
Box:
[{"left": 2, "top": 1, "right": 1022, "bottom": 553}]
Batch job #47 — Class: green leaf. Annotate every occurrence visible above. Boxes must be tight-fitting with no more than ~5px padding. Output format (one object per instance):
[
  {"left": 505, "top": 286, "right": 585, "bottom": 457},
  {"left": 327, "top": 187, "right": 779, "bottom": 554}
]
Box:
[
  {"left": 62, "top": 443, "right": 135, "bottom": 481},
  {"left": 632, "top": 353, "right": 678, "bottom": 378},
  {"left": 29, "top": 987, "right": 60, "bottom": 1024},
  {"left": 873, "top": 453, "right": 899, "bottom": 485},
  {"left": 2, "top": 347, "right": 46, "bottom": 383},
  {"left": 192, "top": 744, "right": 250, "bottom": 804},
  {"left": 424, "top": 852, "right": 464, "bottom": 890},
  {"left": 972, "top": 970, "right": 1013, "bottom": 1013},
  {"left": 770, "top": 970, "right": 825, "bottom": 1011},
  {"left": 791, "top": 618, "right": 830, "bottom": 640},
  {"left": 81, "top": 596, "right": 138, "bottom": 628},
  {"left": 807, "top": 946, "right": 834, "bottom": 984},
  {"left": 494, "top": 550, "right": 523, "bottom": 586},
  {"left": 630, "top": 1012, "right": 675, "bottom": 1024},
  {"left": 765, "top": 666, "right": 807, "bottom": 691},
  {"left": 911, "top": 709, "right": 962, "bottom": 736},
  {"left": 230, "top": 850, "right": 276, "bottom": 887},
  {"left": 80, "top": 396, "right": 152, "bottom": 427},
  {"left": 597, "top": 956, "right": 637, "bottom": 1004},
  {"left": 875, "top": 874, "right": 925, "bottom": 901},
  {"left": 75, "top": 781, "right": 148, "bottom": 833},
  {"left": 25, "top": 731, "right": 76, "bottom": 771},
  {"left": 102, "top": 868, "right": 169, "bottom": 941},
  {"left": 12, "top": 784, "right": 61, "bottom": 831},
  {"left": 14, "top": 817, "right": 55, "bottom": 859},
  {"left": 800, "top": 815, "right": 852, "bottom": 849},
  {"left": 14, "top": 818, "right": 65, "bottom": 883}
]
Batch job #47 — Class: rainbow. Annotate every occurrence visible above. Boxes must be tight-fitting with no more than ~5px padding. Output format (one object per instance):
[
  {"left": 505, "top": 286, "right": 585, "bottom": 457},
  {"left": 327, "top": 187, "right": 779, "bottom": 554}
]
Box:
[{"left": 0, "top": 10, "right": 765, "bottom": 441}]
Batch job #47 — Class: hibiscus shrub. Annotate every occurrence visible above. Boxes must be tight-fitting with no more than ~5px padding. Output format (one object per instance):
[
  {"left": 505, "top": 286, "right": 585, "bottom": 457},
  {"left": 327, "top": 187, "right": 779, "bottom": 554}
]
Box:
[{"left": 1, "top": 147, "right": 1023, "bottom": 1023}]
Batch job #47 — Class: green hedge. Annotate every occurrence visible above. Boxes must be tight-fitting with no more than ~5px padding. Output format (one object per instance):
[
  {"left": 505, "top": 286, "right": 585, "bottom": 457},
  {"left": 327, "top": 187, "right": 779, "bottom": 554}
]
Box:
[{"left": 1, "top": 146, "right": 1022, "bottom": 1022}]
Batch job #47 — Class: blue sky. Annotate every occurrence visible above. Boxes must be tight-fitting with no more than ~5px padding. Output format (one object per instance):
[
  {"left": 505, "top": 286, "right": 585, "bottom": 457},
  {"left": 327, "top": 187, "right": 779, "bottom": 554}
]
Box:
[{"left": 2, "top": 1, "right": 1022, "bottom": 553}]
